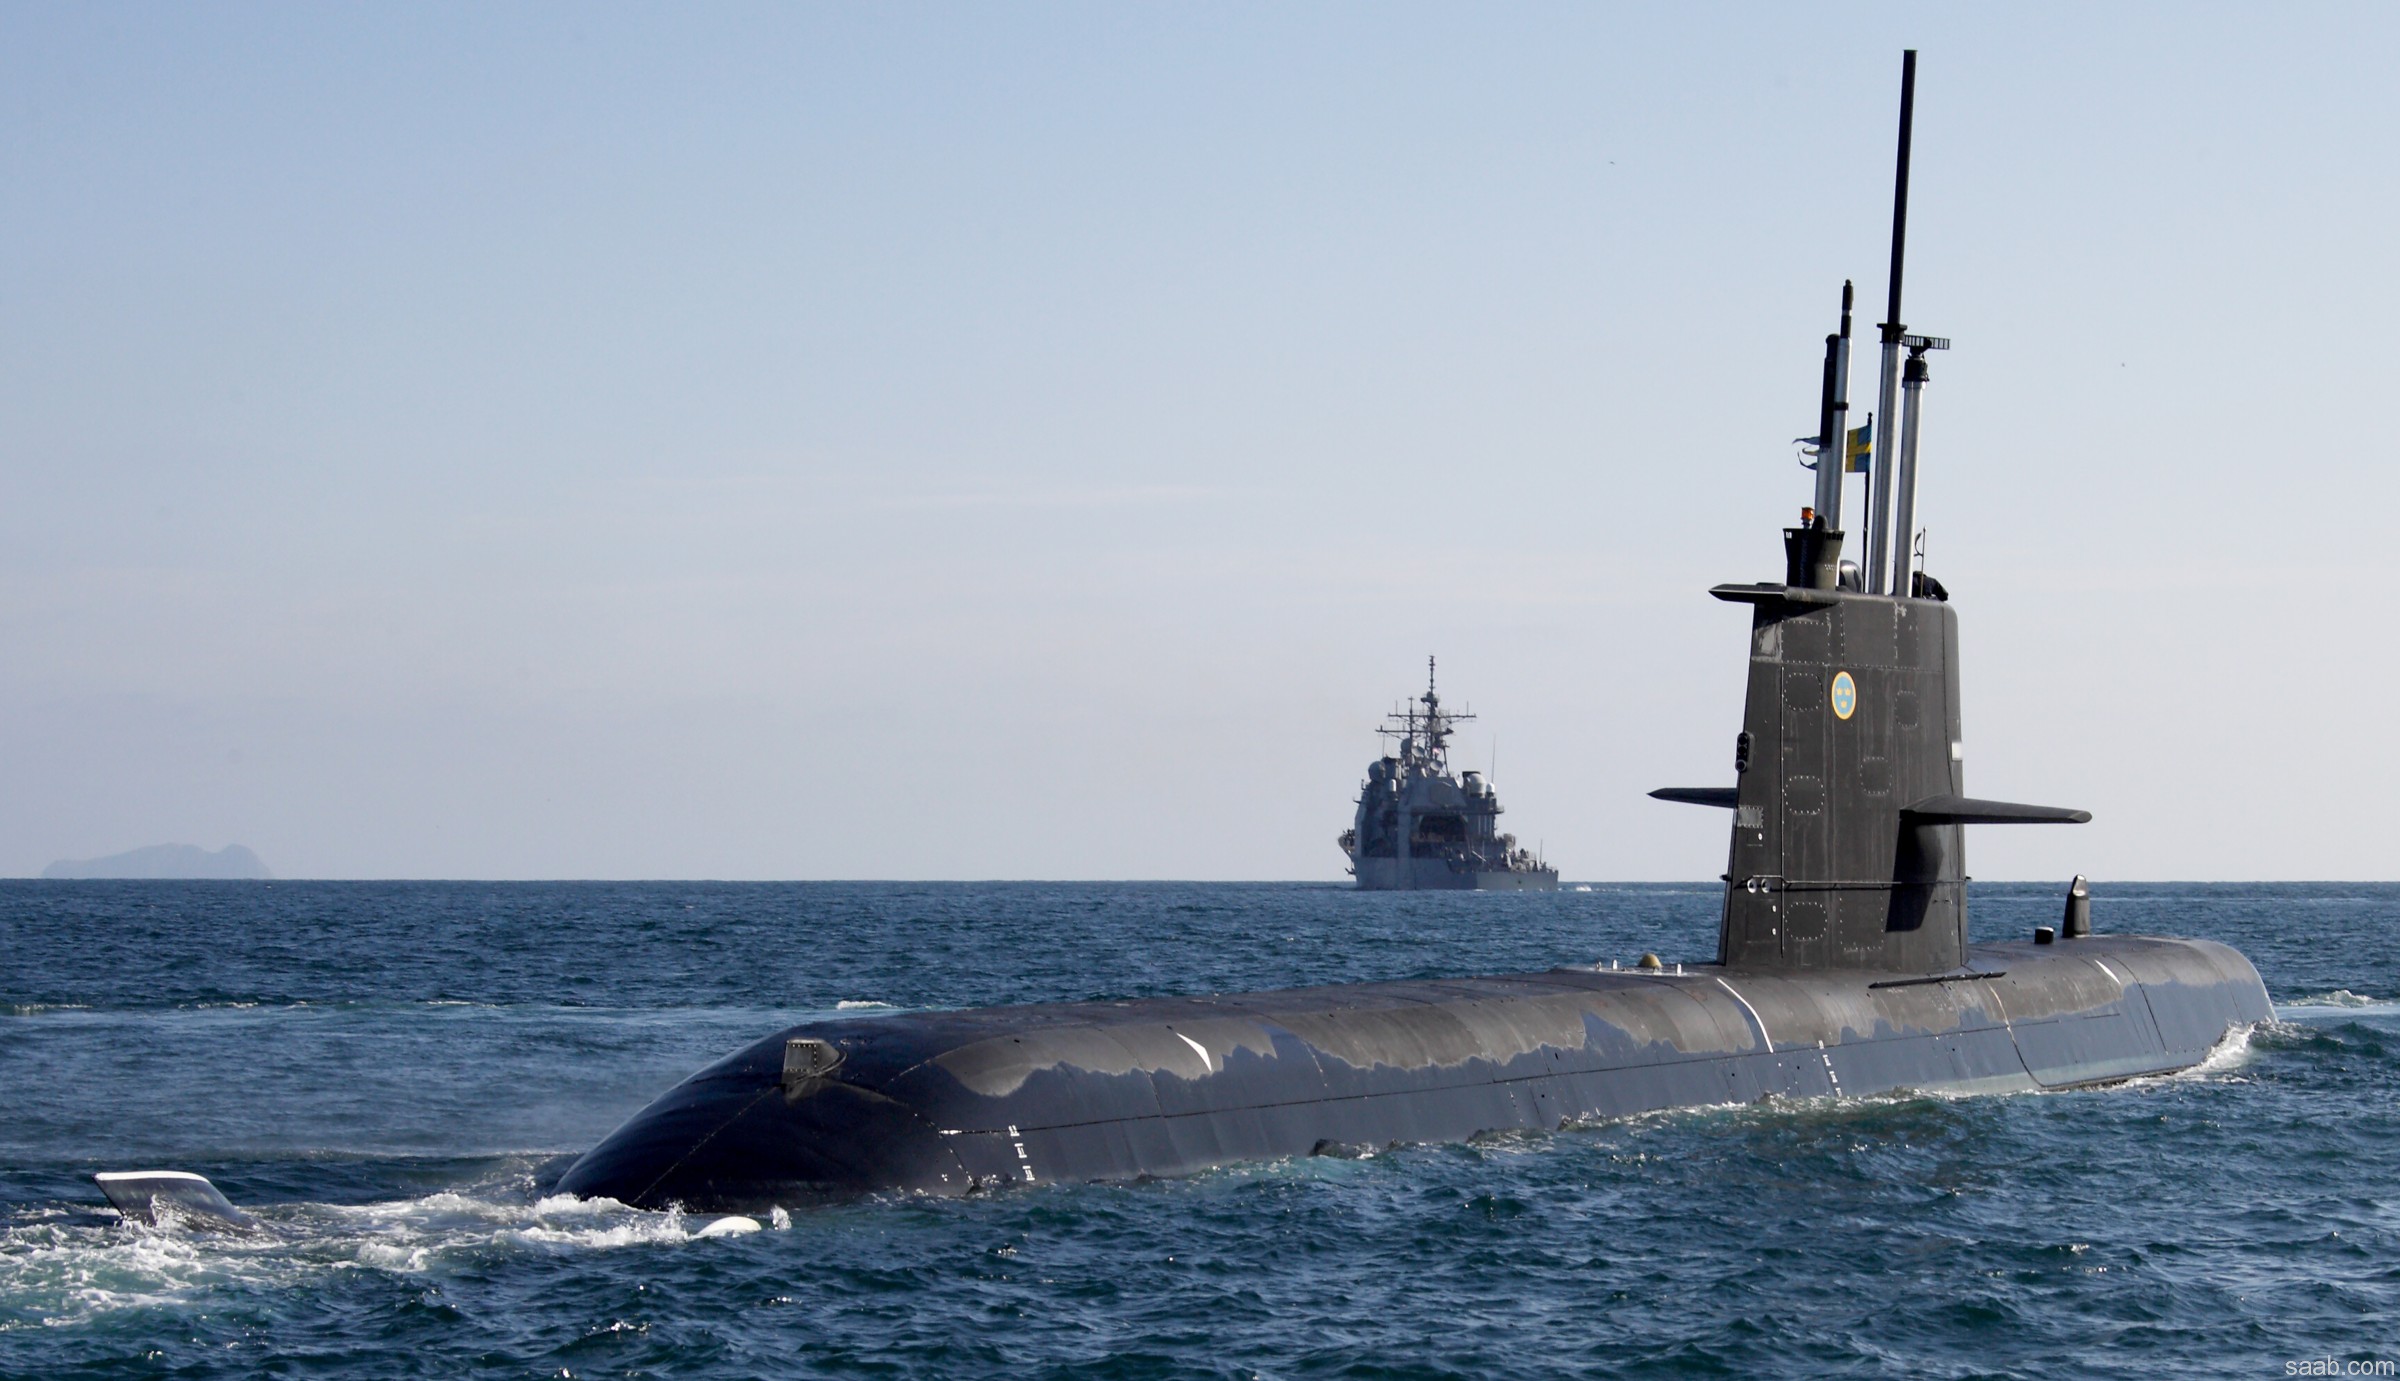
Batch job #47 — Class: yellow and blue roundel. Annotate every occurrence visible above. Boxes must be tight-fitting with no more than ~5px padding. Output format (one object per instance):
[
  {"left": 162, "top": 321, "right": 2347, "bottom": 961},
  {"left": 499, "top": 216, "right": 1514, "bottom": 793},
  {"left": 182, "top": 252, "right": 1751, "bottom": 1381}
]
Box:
[{"left": 1830, "top": 671, "right": 1858, "bottom": 721}]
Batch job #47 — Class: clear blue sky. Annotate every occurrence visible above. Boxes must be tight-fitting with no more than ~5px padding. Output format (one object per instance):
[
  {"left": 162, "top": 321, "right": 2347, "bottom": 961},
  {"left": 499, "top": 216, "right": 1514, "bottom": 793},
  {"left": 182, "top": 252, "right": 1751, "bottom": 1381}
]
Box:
[{"left": 3, "top": 4, "right": 2393, "bottom": 879}]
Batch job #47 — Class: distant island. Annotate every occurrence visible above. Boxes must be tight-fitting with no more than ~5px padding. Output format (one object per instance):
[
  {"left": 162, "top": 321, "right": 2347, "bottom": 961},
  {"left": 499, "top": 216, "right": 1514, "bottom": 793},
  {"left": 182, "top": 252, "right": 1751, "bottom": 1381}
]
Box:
[{"left": 42, "top": 844, "right": 273, "bottom": 880}]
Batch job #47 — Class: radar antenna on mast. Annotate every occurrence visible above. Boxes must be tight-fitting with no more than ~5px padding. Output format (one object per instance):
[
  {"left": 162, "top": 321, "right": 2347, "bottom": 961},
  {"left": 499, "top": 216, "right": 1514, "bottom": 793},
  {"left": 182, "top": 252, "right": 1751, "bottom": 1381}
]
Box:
[{"left": 1375, "top": 654, "right": 1475, "bottom": 779}]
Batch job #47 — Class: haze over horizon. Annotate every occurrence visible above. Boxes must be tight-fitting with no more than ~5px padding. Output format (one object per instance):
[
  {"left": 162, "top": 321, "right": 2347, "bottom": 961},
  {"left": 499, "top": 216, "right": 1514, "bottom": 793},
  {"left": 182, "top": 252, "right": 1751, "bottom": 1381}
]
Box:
[{"left": 4, "top": 5, "right": 2394, "bottom": 881}]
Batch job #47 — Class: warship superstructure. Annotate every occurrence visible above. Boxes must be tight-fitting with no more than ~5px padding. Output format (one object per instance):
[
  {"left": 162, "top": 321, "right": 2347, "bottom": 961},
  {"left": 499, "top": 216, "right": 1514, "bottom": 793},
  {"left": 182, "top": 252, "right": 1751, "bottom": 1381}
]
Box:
[
  {"left": 553, "top": 53, "right": 2270, "bottom": 1210},
  {"left": 1339, "top": 659, "right": 1556, "bottom": 890}
]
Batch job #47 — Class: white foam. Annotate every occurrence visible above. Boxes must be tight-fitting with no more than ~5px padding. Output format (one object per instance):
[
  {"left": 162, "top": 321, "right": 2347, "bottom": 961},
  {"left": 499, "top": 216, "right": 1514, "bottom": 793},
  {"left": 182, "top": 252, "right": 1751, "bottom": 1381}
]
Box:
[
  {"left": 2288, "top": 988, "right": 2380, "bottom": 1007},
  {"left": 501, "top": 1205, "right": 702, "bottom": 1252},
  {"left": 527, "top": 1192, "right": 630, "bottom": 1218},
  {"left": 2278, "top": 990, "right": 2400, "bottom": 1019},
  {"left": 0, "top": 1213, "right": 282, "bottom": 1330},
  {"left": 2186, "top": 1021, "right": 2259, "bottom": 1076},
  {"left": 0, "top": 1177, "right": 799, "bottom": 1326},
  {"left": 835, "top": 1000, "right": 895, "bottom": 1010},
  {"left": 2118, "top": 1021, "right": 2260, "bottom": 1088}
]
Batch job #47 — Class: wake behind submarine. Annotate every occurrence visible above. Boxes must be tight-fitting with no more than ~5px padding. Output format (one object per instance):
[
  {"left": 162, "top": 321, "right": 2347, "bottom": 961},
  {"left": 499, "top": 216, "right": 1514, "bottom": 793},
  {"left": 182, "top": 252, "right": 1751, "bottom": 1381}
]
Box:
[{"left": 558, "top": 53, "right": 2270, "bottom": 1211}]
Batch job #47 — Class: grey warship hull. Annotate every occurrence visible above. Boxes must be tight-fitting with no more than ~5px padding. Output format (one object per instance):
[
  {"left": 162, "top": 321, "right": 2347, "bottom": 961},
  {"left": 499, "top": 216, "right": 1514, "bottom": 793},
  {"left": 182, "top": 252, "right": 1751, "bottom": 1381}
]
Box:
[
  {"left": 1342, "top": 660, "right": 1557, "bottom": 890},
  {"left": 557, "top": 933, "right": 2268, "bottom": 1208},
  {"left": 1350, "top": 858, "right": 1561, "bottom": 891}
]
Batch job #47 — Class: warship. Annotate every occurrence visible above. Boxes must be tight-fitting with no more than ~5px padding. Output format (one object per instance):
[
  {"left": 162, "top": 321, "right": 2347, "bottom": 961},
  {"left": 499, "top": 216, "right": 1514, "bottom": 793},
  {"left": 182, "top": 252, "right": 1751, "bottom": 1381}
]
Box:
[
  {"left": 538, "top": 52, "right": 2270, "bottom": 1210},
  {"left": 1338, "top": 659, "right": 1557, "bottom": 890}
]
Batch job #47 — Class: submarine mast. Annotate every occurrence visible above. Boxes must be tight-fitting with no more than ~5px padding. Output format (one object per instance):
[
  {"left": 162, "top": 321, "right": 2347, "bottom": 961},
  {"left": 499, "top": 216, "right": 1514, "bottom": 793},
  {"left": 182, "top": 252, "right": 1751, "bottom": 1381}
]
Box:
[
  {"left": 1865, "top": 50, "right": 1950, "bottom": 598},
  {"left": 1865, "top": 51, "right": 1915, "bottom": 594}
]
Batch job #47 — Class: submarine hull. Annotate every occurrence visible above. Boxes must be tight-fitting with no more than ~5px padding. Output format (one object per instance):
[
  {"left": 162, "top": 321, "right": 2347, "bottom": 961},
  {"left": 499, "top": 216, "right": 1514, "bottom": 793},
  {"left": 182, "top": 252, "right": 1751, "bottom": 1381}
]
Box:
[{"left": 557, "top": 933, "right": 2269, "bottom": 1209}]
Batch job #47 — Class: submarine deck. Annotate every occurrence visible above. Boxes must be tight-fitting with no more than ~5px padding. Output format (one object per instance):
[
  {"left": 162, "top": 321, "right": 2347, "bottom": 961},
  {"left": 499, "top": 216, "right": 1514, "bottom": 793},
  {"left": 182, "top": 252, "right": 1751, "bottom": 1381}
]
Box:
[{"left": 557, "top": 934, "right": 2269, "bottom": 1209}]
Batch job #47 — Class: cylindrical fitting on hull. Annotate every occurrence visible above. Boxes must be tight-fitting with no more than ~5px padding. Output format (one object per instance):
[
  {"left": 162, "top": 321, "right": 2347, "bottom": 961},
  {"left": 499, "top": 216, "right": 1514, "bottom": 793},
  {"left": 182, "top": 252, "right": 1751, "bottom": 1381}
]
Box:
[
  {"left": 1892, "top": 351, "right": 1930, "bottom": 597},
  {"left": 1868, "top": 335, "right": 1901, "bottom": 592},
  {"left": 1812, "top": 284, "right": 1856, "bottom": 528},
  {"left": 1784, "top": 523, "right": 1846, "bottom": 589},
  {"left": 2062, "top": 875, "right": 2092, "bottom": 938}
]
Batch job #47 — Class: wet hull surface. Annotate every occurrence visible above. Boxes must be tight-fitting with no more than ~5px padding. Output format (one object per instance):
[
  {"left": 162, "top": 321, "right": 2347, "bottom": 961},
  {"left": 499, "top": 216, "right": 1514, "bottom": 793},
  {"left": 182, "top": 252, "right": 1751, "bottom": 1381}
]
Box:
[{"left": 559, "top": 934, "right": 2270, "bottom": 1209}]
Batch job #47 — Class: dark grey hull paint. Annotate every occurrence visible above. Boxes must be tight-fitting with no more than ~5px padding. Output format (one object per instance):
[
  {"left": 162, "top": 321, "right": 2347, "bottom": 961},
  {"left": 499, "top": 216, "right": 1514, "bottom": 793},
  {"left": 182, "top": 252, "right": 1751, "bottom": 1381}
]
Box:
[{"left": 556, "top": 934, "right": 2269, "bottom": 1210}]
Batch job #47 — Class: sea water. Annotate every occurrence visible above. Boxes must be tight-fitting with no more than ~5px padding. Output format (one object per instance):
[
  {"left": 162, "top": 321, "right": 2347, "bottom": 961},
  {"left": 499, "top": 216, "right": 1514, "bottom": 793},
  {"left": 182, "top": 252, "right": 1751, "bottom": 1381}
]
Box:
[{"left": 2, "top": 881, "right": 2394, "bottom": 1378}]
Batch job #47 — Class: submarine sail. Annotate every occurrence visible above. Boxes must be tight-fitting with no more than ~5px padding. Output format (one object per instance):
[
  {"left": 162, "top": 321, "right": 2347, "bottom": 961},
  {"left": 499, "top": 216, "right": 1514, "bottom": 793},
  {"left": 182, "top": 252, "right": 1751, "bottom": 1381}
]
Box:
[{"left": 557, "top": 53, "right": 2270, "bottom": 1210}]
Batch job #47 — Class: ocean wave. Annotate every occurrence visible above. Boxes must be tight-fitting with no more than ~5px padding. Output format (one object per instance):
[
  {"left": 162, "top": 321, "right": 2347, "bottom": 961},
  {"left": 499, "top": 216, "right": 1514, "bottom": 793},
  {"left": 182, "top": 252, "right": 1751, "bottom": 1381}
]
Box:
[
  {"left": 2276, "top": 989, "right": 2400, "bottom": 1019},
  {"left": 2166, "top": 1021, "right": 2257, "bottom": 1078},
  {"left": 321, "top": 1187, "right": 788, "bottom": 1266},
  {"left": 0, "top": 1179, "right": 787, "bottom": 1328}
]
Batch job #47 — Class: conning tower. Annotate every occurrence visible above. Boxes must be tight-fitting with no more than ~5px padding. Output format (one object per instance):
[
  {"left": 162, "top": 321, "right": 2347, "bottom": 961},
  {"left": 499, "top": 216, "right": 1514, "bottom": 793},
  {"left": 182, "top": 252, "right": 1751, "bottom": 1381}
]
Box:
[{"left": 1653, "top": 49, "right": 2087, "bottom": 974}]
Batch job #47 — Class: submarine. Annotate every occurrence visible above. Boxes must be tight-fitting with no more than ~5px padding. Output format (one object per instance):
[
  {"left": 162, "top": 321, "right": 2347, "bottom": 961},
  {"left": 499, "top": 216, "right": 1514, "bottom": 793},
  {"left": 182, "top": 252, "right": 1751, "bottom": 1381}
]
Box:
[{"left": 556, "top": 53, "right": 2271, "bottom": 1210}]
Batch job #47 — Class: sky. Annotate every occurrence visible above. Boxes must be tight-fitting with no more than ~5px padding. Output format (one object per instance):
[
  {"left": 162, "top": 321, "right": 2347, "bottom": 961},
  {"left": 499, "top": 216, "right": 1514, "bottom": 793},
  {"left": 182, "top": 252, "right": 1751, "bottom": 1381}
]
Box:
[{"left": 3, "top": 4, "right": 2395, "bottom": 880}]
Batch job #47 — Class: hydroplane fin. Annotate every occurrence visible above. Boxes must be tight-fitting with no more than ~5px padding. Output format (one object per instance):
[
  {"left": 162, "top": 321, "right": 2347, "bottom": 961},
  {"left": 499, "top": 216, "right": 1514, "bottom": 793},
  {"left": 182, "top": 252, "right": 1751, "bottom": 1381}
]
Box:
[
  {"left": 1900, "top": 794, "right": 2091, "bottom": 825},
  {"left": 1649, "top": 787, "right": 1740, "bottom": 808}
]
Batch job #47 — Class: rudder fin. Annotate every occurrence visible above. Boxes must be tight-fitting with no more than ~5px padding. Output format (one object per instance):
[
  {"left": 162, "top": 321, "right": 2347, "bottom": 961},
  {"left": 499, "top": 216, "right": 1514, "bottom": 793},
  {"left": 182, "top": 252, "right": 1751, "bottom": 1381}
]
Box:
[{"left": 93, "top": 1171, "right": 261, "bottom": 1231}]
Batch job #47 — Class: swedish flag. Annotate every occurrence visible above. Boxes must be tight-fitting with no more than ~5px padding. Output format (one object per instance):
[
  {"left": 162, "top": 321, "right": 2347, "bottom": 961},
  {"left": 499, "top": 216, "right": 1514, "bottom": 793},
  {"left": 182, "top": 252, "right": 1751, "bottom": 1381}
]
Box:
[{"left": 1844, "top": 418, "right": 1873, "bottom": 473}]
